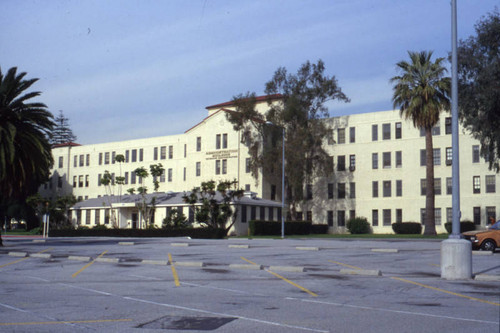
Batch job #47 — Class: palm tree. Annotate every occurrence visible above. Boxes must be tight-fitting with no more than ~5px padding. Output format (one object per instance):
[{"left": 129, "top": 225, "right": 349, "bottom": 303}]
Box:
[
  {"left": 391, "top": 51, "right": 450, "bottom": 235},
  {"left": 0, "top": 67, "right": 54, "bottom": 199}
]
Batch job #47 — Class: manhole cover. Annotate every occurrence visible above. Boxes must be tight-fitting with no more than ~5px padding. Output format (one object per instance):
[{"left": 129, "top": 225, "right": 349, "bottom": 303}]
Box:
[{"left": 138, "top": 316, "right": 237, "bottom": 330}]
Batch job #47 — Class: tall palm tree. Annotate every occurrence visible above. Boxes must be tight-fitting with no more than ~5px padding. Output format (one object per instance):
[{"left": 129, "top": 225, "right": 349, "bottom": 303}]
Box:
[
  {"left": 391, "top": 51, "right": 451, "bottom": 235},
  {"left": 0, "top": 67, "right": 54, "bottom": 199}
]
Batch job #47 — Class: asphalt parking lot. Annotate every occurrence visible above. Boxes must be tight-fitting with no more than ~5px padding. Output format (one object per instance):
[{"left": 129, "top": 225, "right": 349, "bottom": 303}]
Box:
[{"left": 0, "top": 236, "right": 499, "bottom": 333}]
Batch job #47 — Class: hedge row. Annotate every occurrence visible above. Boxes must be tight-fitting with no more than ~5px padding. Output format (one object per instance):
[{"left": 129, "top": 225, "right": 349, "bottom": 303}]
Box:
[
  {"left": 392, "top": 222, "right": 422, "bottom": 234},
  {"left": 49, "top": 227, "right": 226, "bottom": 239},
  {"left": 444, "top": 221, "right": 476, "bottom": 233},
  {"left": 248, "top": 220, "right": 315, "bottom": 236}
]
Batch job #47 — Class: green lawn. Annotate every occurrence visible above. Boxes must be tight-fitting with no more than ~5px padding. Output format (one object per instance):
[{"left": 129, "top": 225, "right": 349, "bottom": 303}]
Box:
[{"left": 234, "top": 233, "right": 450, "bottom": 240}]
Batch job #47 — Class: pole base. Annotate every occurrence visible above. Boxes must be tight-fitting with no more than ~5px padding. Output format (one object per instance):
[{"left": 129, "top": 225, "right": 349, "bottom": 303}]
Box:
[{"left": 441, "top": 239, "right": 472, "bottom": 280}]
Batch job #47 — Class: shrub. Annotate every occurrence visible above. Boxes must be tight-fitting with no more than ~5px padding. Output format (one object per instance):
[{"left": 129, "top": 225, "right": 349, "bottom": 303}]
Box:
[
  {"left": 346, "top": 217, "right": 370, "bottom": 234},
  {"left": 311, "top": 224, "right": 329, "bottom": 234},
  {"left": 49, "top": 227, "right": 225, "bottom": 239},
  {"left": 92, "top": 224, "right": 108, "bottom": 230},
  {"left": 392, "top": 222, "right": 422, "bottom": 234},
  {"left": 444, "top": 220, "right": 476, "bottom": 233},
  {"left": 248, "top": 220, "right": 312, "bottom": 236}
]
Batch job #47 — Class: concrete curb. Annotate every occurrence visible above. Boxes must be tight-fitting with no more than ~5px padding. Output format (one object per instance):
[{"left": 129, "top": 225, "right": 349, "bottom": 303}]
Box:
[
  {"left": 8, "top": 252, "right": 28, "bottom": 257},
  {"left": 30, "top": 253, "right": 52, "bottom": 259},
  {"left": 229, "top": 264, "right": 263, "bottom": 270},
  {"left": 32, "top": 239, "right": 46, "bottom": 243},
  {"left": 474, "top": 274, "right": 500, "bottom": 281},
  {"left": 95, "top": 257, "right": 120, "bottom": 263},
  {"left": 268, "top": 266, "right": 305, "bottom": 273},
  {"left": 296, "top": 246, "right": 320, "bottom": 251},
  {"left": 228, "top": 244, "right": 250, "bottom": 249},
  {"left": 119, "top": 242, "right": 135, "bottom": 246},
  {"left": 340, "top": 268, "right": 382, "bottom": 276},
  {"left": 142, "top": 259, "right": 168, "bottom": 266},
  {"left": 173, "top": 261, "right": 205, "bottom": 267},
  {"left": 68, "top": 256, "right": 91, "bottom": 262},
  {"left": 371, "top": 249, "right": 398, "bottom": 253},
  {"left": 171, "top": 243, "right": 190, "bottom": 247},
  {"left": 472, "top": 251, "right": 493, "bottom": 256}
]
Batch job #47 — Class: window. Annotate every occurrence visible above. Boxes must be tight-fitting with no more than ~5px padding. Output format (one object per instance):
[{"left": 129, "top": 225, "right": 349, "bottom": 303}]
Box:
[
  {"left": 486, "top": 207, "right": 496, "bottom": 225},
  {"left": 167, "top": 146, "right": 173, "bottom": 159},
  {"left": 251, "top": 206, "right": 256, "bottom": 220},
  {"left": 222, "top": 159, "right": 227, "bottom": 174},
  {"left": 435, "top": 208, "right": 442, "bottom": 225},
  {"left": 306, "top": 211, "right": 312, "bottom": 222},
  {"left": 327, "top": 211, "right": 334, "bottom": 226},
  {"left": 306, "top": 184, "right": 313, "bottom": 200},
  {"left": 85, "top": 175, "right": 89, "bottom": 187},
  {"left": 95, "top": 209, "right": 100, "bottom": 225},
  {"left": 432, "top": 124, "right": 440, "bottom": 136},
  {"left": 420, "top": 149, "right": 426, "bottom": 166},
  {"left": 349, "top": 210, "right": 355, "bottom": 220},
  {"left": 372, "top": 181, "right": 378, "bottom": 198},
  {"left": 245, "top": 158, "right": 251, "bottom": 173},
  {"left": 383, "top": 152, "right": 391, "bottom": 168},
  {"left": 445, "top": 117, "right": 452, "bottom": 134},
  {"left": 78, "top": 175, "right": 83, "bottom": 187},
  {"left": 473, "top": 176, "right": 480, "bottom": 194},
  {"left": 260, "top": 207, "right": 266, "bottom": 220},
  {"left": 105, "top": 152, "right": 110, "bottom": 164},
  {"left": 372, "top": 124, "right": 378, "bottom": 141},
  {"left": 446, "top": 177, "right": 452, "bottom": 195},
  {"left": 472, "top": 145, "right": 480, "bottom": 163},
  {"left": 215, "top": 160, "right": 221, "bottom": 175},
  {"left": 216, "top": 134, "right": 221, "bottom": 149},
  {"left": 396, "top": 180, "right": 402, "bottom": 197},
  {"left": 486, "top": 175, "right": 496, "bottom": 193},
  {"left": 383, "top": 209, "right": 391, "bottom": 226},
  {"left": 328, "top": 183, "right": 334, "bottom": 199},
  {"left": 473, "top": 207, "right": 481, "bottom": 225},
  {"left": 349, "top": 155, "right": 355, "bottom": 171},
  {"left": 154, "top": 147, "right": 158, "bottom": 160},
  {"left": 446, "top": 147, "right": 452, "bottom": 165},
  {"left": 372, "top": 153, "right": 378, "bottom": 169},
  {"left": 104, "top": 209, "right": 110, "bottom": 225},
  {"left": 85, "top": 211, "right": 91, "bottom": 225},
  {"left": 183, "top": 167, "right": 186, "bottom": 181},
  {"left": 131, "top": 149, "right": 137, "bottom": 162},
  {"left": 383, "top": 181, "right": 391, "bottom": 197},
  {"left": 396, "top": 209, "right": 402, "bottom": 223},
  {"left": 86, "top": 154, "right": 90, "bottom": 166},
  {"left": 139, "top": 148, "right": 143, "bottom": 162},
  {"left": 395, "top": 122, "right": 402, "bottom": 139},
  {"left": 349, "top": 127, "right": 355, "bottom": 143},
  {"left": 395, "top": 151, "right": 402, "bottom": 168},
  {"left": 337, "top": 155, "right": 346, "bottom": 171},
  {"left": 74, "top": 155, "right": 77, "bottom": 167},
  {"left": 196, "top": 162, "right": 201, "bottom": 177},
  {"left": 189, "top": 207, "right": 195, "bottom": 223},
  {"left": 372, "top": 210, "right": 379, "bottom": 226},
  {"left": 58, "top": 156, "right": 63, "bottom": 168},
  {"left": 168, "top": 168, "right": 172, "bottom": 182},
  {"left": 268, "top": 207, "right": 274, "bottom": 221},
  {"left": 338, "top": 211, "right": 346, "bottom": 226},
  {"left": 245, "top": 184, "right": 251, "bottom": 191},
  {"left": 433, "top": 148, "right": 441, "bottom": 165},
  {"left": 337, "top": 128, "right": 345, "bottom": 144},
  {"left": 160, "top": 146, "right": 166, "bottom": 159},
  {"left": 271, "top": 184, "right": 276, "bottom": 201},
  {"left": 124, "top": 172, "right": 129, "bottom": 185},
  {"left": 112, "top": 151, "right": 116, "bottom": 164},
  {"left": 338, "top": 183, "right": 346, "bottom": 199},
  {"left": 223, "top": 133, "right": 228, "bottom": 149},
  {"left": 196, "top": 137, "right": 201, "bottom": 151},
  {"left": 79, "top": 154, "right": 84, "bottom": 167},
  {"left": 184, "top": 144, "right": 187, "bottom": 158},
  {"left": 160, "top": 170, "right": 165, "bottom": 182},
  {"left": 58, "top": 176, "right": 63, "bottom": 188},
  {"left": 349, "top": 182, "right": 356, "bottom": 198},
  {"left": 420, "top": 179, "right": 427, "bottom": 196},
  {"left": 125, "top": 150, "right": 129, "bottom": 162},
  {"left": 435, "top": 178, "right": 441, "bottom": 195},
  {"left": 446, "top": 208, "right": 452, "bottom": 223},
  {"left": 97, "top": 174, "right": 101, "bottom": 186},
  {"left": 131, "top": 171, "right": 136, "bottom": 184},
  {"left": 382, "top": 123, "right": 390, "bottom": 140}
]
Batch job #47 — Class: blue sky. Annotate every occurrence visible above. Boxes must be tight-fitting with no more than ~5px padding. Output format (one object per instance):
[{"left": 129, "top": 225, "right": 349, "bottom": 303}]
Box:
[{"left": 2, "top": 0, "right": 498, "bottom": 144}]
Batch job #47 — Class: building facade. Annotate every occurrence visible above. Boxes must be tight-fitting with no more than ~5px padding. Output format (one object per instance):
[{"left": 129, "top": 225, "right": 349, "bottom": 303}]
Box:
[{"left": 40, "top": 96, "right": 499, "bottom": 234}]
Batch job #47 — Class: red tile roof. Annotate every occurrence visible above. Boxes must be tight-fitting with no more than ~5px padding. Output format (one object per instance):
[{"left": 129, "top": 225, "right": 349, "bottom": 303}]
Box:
[
  {"left": 52, "top": 142, "right": 81, "bottom": 148},
  {"left": 205, "top": 94, "right": 282, "bottom": 110}
]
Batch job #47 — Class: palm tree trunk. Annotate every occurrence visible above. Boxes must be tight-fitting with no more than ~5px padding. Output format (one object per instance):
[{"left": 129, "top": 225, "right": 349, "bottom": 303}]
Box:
[{"left": 424, "top": 128, "right": 437, "bottom": 235}]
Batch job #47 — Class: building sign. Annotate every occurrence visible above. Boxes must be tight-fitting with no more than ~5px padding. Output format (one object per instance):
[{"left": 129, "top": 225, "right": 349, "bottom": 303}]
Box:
[{"left": 206, "top": 149, "right": 238, "bottom": 160}]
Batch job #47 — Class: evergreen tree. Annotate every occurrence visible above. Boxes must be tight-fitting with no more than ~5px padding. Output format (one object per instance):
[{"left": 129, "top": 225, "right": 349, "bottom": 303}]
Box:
[{"left": 49, "top": 110, "right": 76, "bottom": 145}]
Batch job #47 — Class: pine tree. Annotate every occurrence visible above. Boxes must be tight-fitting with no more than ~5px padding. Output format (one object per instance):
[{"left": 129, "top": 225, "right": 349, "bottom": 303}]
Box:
[{"left": 49, "top": 110, "right": 77, "bottom": 145}]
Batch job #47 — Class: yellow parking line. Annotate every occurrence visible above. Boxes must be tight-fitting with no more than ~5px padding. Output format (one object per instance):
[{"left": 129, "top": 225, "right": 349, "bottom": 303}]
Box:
[
  {"left": 72, "top": 251, "right": 107, "bottom": 278},
  {"left": 0, "top": 248, "right": 54, "bottom": 269},
  {"left": 328, "top": 260, "right": 362, "bottom": 270},
  {"left": 168, "top": 253, "right": 180, "bottom": 287},
  {"left": 241, "top": 257, "right": 317, "bottom": 297},
  {"left": 0, "top": 319, "right": 132, "bottom": 326},
  {"left": 390, "top": 276, "right": 500, "bottom": 306}
]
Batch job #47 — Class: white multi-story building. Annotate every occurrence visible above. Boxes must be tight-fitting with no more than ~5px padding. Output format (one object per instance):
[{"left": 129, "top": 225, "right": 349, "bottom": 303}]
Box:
[{"left": 40, "top": 95, "right": 499, "bottom": 234}]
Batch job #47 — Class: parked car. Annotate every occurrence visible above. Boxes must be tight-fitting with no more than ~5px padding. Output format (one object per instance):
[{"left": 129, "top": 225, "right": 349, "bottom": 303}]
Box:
[{"left": 462, "top": 221, "right": 500, "bottom": 252}]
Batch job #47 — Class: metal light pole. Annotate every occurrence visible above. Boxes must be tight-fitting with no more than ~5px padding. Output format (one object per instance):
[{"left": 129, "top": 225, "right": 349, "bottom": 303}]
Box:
[
  {"left": 266, "top": 121, "right": 285, "bottom": 239},
  {"left": 441, "top": 0, "right": 472, "bottom": 280}
]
